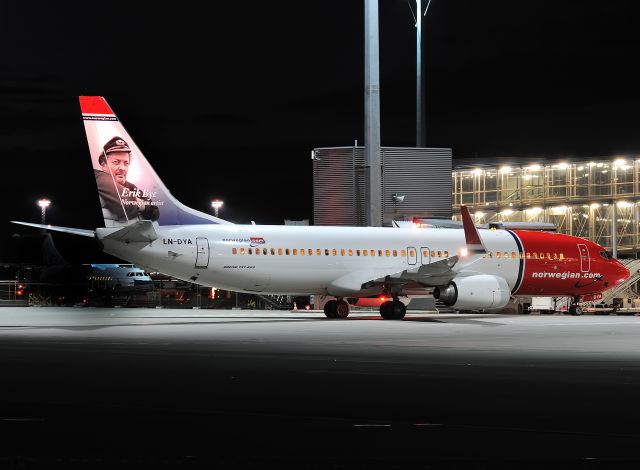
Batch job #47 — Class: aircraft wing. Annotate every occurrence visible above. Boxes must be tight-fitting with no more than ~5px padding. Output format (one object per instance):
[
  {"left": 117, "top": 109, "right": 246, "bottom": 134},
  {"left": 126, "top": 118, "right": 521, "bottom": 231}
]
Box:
[{"left": 334, "top": 206, "right": 487, "bottom": 295}]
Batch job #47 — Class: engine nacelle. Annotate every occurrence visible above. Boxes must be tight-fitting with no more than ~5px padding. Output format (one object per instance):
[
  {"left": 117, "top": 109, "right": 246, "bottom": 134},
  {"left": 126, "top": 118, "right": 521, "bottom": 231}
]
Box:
[{"left": 433, "top": 274, "right": 510, "bottom": 312}]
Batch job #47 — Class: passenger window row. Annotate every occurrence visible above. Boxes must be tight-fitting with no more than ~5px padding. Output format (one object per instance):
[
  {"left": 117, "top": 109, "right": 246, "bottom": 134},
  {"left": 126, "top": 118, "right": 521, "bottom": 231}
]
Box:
[
  {"left": 484, "top": 251, "right": 565, "bottom": 260},
  {"left": 231, "top": 247, "right": 411, "bottom": 257}
]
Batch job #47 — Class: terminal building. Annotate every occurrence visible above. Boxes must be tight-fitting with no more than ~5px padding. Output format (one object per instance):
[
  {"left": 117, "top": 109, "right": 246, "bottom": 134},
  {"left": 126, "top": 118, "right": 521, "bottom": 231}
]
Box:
[{"left": 452, "top": 157, "right": 640, "bottom": 257}]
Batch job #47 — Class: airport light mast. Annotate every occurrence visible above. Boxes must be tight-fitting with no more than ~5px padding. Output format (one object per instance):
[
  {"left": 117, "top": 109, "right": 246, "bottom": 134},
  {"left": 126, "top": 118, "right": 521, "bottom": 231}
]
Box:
[
  {"left": 365, "top": 0, "right": 382, "bottom": 227},
  {"left": 38, "top": 198, "right": 51, "bottom": 224},
  {"left": 211, "top": 199, "right": 224, "bottom": 218},
  {"left": 409, "top": 0, "right": 433, "bottom": 147}
]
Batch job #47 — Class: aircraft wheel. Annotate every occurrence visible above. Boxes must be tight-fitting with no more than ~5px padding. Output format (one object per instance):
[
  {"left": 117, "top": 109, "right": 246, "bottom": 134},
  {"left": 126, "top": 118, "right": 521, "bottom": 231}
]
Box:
[
  {"left": 324, "top": 299, "right": 338, "bottom": 318},
  {"left": 380, "top": 300, "right": 406, "bottom": 320},
  {"left": 569, "top": 305, "right": 583, "bottom": 316},
  {"left": 335, "top": 299, "right": 350, "bottom": 318}
]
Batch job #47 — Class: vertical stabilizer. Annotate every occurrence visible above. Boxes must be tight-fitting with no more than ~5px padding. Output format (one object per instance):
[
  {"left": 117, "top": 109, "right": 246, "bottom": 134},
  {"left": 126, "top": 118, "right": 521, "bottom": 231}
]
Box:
[{"left": 79, "top": 96, "right": 232, "bottom": 228}]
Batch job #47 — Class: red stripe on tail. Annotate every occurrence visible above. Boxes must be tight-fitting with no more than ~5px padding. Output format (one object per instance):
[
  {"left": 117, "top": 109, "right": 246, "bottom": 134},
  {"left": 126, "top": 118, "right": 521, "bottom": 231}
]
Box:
[{"left": 79, "top": 96, "right": 114, "bottom": 115}]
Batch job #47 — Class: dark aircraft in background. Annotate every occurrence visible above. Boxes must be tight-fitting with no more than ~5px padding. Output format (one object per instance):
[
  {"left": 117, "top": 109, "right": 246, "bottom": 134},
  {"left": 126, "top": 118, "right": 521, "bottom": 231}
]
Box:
[{"left": 6, "top": 232, "right": 153, "bottom": 305}]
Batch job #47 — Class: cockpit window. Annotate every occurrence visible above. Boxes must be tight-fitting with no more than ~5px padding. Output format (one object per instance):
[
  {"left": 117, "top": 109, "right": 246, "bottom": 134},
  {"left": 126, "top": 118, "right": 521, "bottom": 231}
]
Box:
[{"left": 600, "top": 250, "right": 612, "bottom": 260}]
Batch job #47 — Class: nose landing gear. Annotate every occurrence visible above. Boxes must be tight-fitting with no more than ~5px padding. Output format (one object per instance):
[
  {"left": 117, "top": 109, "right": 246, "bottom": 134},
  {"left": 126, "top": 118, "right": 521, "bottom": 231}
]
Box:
[{"left": 569, "top": 296, "right": 583, "bottom": 316}]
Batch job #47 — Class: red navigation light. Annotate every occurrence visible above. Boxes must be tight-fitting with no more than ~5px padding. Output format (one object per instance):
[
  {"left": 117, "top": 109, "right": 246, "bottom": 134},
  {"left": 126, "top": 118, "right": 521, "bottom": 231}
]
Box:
[{"left": 17, "top": 290, "right": 24, "bottom": 296}]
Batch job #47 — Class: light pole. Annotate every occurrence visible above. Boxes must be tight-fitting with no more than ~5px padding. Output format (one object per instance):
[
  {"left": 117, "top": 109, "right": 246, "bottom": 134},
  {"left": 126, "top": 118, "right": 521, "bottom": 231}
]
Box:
[
  {"left": 409, "top": 0, "right": 434, "bottom": 147},
  {"left": 38, "top": 198, "right": 51, "bottom": 224},
  {"left": 211, "top": 199, "right": 224, "bottom": 218}
]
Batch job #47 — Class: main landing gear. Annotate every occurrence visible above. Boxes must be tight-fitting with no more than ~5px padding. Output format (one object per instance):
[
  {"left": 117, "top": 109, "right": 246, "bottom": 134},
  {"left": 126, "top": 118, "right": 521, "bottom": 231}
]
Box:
[
  {"left": 380, "top": 298, "right": 406, "bottom": 320},
  {"left": 569, "top": 296, "right": 583, "bottom": 316},
  {"left": 324, "top": 298, "right": 350, "bottom": 319}
]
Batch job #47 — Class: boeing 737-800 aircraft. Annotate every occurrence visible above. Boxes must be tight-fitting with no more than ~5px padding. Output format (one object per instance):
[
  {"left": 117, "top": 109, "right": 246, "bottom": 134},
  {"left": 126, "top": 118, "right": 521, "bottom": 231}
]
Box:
[{"left": 12, "top": 97, "right": 630, "bottom": 318}]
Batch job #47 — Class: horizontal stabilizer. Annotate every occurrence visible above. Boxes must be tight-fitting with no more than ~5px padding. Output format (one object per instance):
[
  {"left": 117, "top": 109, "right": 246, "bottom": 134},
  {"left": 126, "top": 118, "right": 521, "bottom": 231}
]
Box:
[
  {"left": 100, "top": 220, "right": 158, "bottom": 243},
  {"left": 11, "top": 221, "right": 95, "bottom": 238}
]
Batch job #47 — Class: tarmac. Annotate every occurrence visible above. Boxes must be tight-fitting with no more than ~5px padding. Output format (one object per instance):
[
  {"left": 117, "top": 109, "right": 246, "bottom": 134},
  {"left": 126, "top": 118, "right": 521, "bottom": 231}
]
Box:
[{"left": 1, "top": 307, "right": 640, "bottom": 467}]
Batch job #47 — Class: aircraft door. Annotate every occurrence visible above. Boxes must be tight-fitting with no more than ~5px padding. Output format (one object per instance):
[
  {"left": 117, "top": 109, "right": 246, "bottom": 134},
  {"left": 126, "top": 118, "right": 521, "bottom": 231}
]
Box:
[
  {"left": 577, "top": 243, "right": 590, "bottom": 272},
  {"left": 195, "top": 237, "right": 210, "bottom": 269},
  {"left": 420, "top": 247, "right": 431, "bottom": 265},
  {"left": 407, "top": 246, "right": 417, "bottom": 265}
]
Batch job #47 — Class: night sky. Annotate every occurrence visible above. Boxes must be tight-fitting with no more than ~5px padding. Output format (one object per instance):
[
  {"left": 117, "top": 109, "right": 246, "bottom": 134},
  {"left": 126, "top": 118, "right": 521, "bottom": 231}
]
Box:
[{"left": 2, "top": 0, "right": 640, "bottom": 263}]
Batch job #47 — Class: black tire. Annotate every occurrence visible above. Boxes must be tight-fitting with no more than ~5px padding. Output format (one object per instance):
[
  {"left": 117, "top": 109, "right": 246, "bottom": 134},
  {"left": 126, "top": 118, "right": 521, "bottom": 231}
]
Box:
[
  {"left": 569, "top": 305, "right": 583, "bottom": 316},
  {"left": 324, "top": 299, "right": 338, "bottom": 318},
  {"left": 335, "top": 300, "right": 350, "bottom": 318},
  {"left": 380, "top": 300, "right": 406, "bottom": 320}
]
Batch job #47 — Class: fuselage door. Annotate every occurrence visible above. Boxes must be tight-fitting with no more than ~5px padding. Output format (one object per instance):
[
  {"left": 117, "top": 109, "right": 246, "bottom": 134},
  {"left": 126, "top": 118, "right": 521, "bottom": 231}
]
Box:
[
  {"left": 420, "top": 247, "right": 431, "bottom": 265},
  {"left": 577, "top": 243, "right": 590, "bottom": 272},
  {"left": 407, "top": 246, "right": 417, "bottom": 265},
  {"left": 195, "top": 237, "right": 210, "bottom": 269}
]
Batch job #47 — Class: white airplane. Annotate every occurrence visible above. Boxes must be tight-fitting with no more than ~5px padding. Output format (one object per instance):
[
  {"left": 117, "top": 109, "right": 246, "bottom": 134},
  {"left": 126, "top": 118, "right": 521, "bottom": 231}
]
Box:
[{"left": 12, "top": 96, "right": 630, "bottom": 318}]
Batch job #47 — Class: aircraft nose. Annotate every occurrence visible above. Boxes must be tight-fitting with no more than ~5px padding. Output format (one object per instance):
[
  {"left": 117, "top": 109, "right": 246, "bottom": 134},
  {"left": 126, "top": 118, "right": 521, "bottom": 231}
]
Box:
[{"left": 612, "top": 260, "right": 630, "bottom": 287}]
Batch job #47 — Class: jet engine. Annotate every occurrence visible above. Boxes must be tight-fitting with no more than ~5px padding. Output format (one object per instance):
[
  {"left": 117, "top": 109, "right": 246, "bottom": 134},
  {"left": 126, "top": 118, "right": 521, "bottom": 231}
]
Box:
[{"left": 433, "top": 274, "right": 510, "bottom": 312}]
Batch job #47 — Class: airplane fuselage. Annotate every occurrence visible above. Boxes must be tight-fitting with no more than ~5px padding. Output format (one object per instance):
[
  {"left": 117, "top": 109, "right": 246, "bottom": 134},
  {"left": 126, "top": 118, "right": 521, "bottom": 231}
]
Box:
[{"left": 98, "top": 224, "right": 628, "bottom": 299}]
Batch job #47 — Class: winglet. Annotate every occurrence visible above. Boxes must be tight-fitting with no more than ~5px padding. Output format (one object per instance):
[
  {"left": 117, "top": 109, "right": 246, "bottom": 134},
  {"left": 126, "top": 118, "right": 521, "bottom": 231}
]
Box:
[{"left": 460, "top": 206, "right": 486, "bottom": 255}]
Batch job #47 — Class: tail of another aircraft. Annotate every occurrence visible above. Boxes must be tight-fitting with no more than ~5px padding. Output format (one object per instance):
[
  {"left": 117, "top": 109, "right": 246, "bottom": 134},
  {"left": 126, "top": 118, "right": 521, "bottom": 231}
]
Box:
[{"left": 79, "top": 96, "right": 231, "bottom": 228}]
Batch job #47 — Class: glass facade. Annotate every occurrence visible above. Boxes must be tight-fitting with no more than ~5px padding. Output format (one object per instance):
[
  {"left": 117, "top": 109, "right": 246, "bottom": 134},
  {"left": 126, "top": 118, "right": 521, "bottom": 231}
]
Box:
[{"left": 452, "top": 159, "right": 640, "bottom": 253}]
